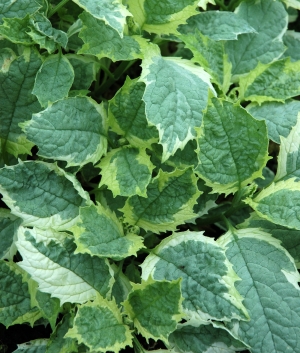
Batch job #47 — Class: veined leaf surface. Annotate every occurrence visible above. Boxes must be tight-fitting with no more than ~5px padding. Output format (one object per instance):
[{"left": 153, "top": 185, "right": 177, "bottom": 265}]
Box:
[
  {"left": 22, "top": 97, "right": 107, "bottom": 168},
  {"left": 16, "top": 227, "right": 114, "bottom": 304},
  {"left": 141, "top": 231, "right": 248, "bottom": 322},
  {"left": 219, "top": 228, "right": 300, "bottom": 353},
  {"left": 121, "top": 168, "right": 200, "bottom": 232},
  {"left": 0, "top": 0, "right": 40, "bottom": 22},
  {"left": 196, "top": 98, "right": 269, "bottom": 195}
]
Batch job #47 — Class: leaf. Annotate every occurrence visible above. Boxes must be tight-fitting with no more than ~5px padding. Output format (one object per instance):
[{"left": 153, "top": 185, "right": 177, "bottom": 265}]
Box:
[
  {"left": 72, "top": 203, "right": 144, "bottom": 261},
  {"left": 67, "top": 54, "right": 98, "bottom": 90},
  {"left": 46, "top": 313, "right": 78, "bottom": 353},
  {"left": 238, "top": 213, "right": 300, "bottom": 268},
  {"left": 32, "top": 54, "right": 74, "bottom": 107},
  {"left": 123, "top": 277, "right": 183, "bottom": 343},
  {"left": 178, "top": 11, "right": 256, "bottom": 41},
  {"left": 281, "top": 0, "right": 300, "bottom": 9},
  {"left": 195, "top": 98, "right": 269, "bottom": 195},
  {"left": 65, "top": 297, "right": 133, "bottom": 353},
  {"left": 247, "top": 100, "right": 300, "bottom": 144},
  {"left": 13, "top": 339, "right": 48, "bottom": 353},
  {"left": 282, "top": 31, "right": 300, "bottom": 62},
  {"left": 27, "top": 13, "right": 68, "bottom": 53},
  {"left": 0, "top": 0, "right": 40, "bottom": 23},
  {"left": 72, "top": 0, "right": 131, "bottom": 37},
  {"left": 121, "top": 168, "right": 201, "bottom": 233},
  {"left": 0, "top": 209, "right": 22, "bottom": 260},
  {"left": 219, "top": 228, "right": 300, "bottom": 353},
  {"left": 141, "top": 53, "right": 214, "bottom": 161},
  {"left": 239, "top": 58, "right": 300, "bottom": 104},
  {"left": 127, "top": 0, "right": 199, "bottom": 35},
  {"left": 109, "top": 77, "right": 159, "bottom": 148},
  {"left": 22, "top": 97, "right": 107, "bottom": 168},
  {"left": 16, "top": 227, "right": 114, "bottom": 305},
  {"left": 98, "top": 146, "right": 154, "bottom": 197},
  {"left": 0, "top": 47, "right": 42, "bottom": 156},
  {"left": 0, "top": 260, "right": 41, "bottom": 327},
  {"left": 141, "top": 231, "right": 249, "bottom": 322},
  {"left": 0, "top": 16, "right": 33, "bottom": 45},
  {"left": 225, "top": 0, "right": 287, "bottom": 76},
  {"left": 169, "top": 322, "right": 246, "bottom": 353},
  {"left": 179, "top": 30, "right": 232, "bottom": 93},
  {"left": 0, "top": 161, "right": 89, "bottom": 230},
  {"left": 275, "top": 114, "right": 300, "bottom": 182},
  {"left": 245, "top": 178, "right": 300, "bottom": 230},
  {"left": 165, "top": 139, "right": 198, "bottom": 170},
  {"left": 197, "top": 0, "right": 216, "bottom": 10},
  {"left": 78, "top": 11, "right": 147, "bottom": 61},
  {"left": 111, "top": 264, "right": 132, "bottom": 306}
]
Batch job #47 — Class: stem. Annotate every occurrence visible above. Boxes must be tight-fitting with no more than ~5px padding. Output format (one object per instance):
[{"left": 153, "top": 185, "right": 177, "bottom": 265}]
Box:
[
  {"left": 133, "top": 335, "right": 145, "bottom": 353},
  {"left": 228, "top": 0, "right": 243, "bottom": 11},
  {"left": 214, "top": 0, "right": 228, "bottom": 10},
  {"left": 96, "top": 60, "right": 136, "bottom": 97},
  {"left": 48, "top": 0, "right": 70, "bottom": 18}
]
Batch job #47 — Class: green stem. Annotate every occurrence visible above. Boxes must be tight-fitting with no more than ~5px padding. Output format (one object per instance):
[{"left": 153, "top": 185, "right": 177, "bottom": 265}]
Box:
[
  {"left": 48, "top": 0, "right": 70, "bottom": 18},
  {"left": 133, "top": 335, "right": 145, "bottom": 353},
  {"left": 214, "top": 0, "right": 228, "bottom": 10},
  {"left": 228, "top": 0, "right": 243, "bottom": 11},
  {"left": 96, "top": 60, "right": 136, "bottom": 97}
]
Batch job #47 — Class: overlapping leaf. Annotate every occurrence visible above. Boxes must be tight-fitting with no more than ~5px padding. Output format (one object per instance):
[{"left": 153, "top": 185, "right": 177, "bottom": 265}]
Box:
[
  {"left": 67, "top": 54, "right": 98, "bottom": 90},
  {"left": 32, "top": 54, "right": 74, "bottom": 107},
  {"left": 225, "top": 0, "right": 287, "bottom": 77},
  {"left": 141, "top": 231, "right": 248, "bottom": 322},
  {"left": 16, "top": 227, "right": 114, "bottom": 304},
  {"left": 99, "top": 146, "right": 154, "bottom": 197},
  {"left": 22, "top": 97, "right": 107, "bottom": 167},
  {"left": 123, "top": 278, "right": 183, "bottom": 343},
  {"left": 0, "top": 0, "right": 40, "bottom": 22},
  {"left": 282, "top": 31, "right": 300, "bottom": 62},
  {"left": 72, "top": 203, "right": 144, "bottom": 260},
  {"left": 128, "top": 0, "right": 199, "bottom": 35},
  {"left": 0, "top": 209, "right": 21, "bottom": 260},
  {"left": 109, "top": 77, "right": 159, "bottom": 148},
  {"left": 0, "top": 48, "right": 41, "bottom": 156},
  {"left": 0, "top": 161, "right": 89, "bottom": 230},
  {"left": 65, "top": 297, "right": 133, "bottom": 353},
  {"left": 219, "top": 228, "right": 300, "bottom": 353},
  {"left": 121, "top": 168, "right": 200, "bottom": 232},
  {"left": 245, "top": 178, "right": 300, "bottom": 230},
  {"left": 141, "top": 51, "right": 214, "bottom": 161},
  {"left": 195, "top": 98, "right": 269, "bottom": 195},
  {"left": 78, "top": 11, "right": 147, "bottom": 61}
]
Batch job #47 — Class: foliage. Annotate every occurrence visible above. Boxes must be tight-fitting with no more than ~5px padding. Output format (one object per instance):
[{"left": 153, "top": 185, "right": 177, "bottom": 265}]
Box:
[{"left": 1, "top": 0, "right": 300, "bottom": 352}]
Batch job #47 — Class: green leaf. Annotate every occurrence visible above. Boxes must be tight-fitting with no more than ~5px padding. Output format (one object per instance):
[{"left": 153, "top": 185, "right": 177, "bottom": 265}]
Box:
[
  {"left": 0, "top": 16, "right": 33, "bottom": 45},
  {"left": 141, "top": 231, "right": 249, "bottom": 322},
  {"left": 169, "top": 322, "right": 246, "bottom": 353},
  {"left": 225, "top": 0, "right": 287, "bottom": 76},
  {"left": 245, "top": 178, "right": 300, "bottom": 230},
  {"left": 165, "top": 139, "right": 198, "bottom": 170},
  {"left": 14, "top": 339, "right": 48, "bottom": 353},
  {"left": 195, "top": 99, "right": 269, "bottom": 195},
  {"left": 198, "top": 0, "right": 216, "bottom": 9},
  {"left": 78, "top": 11, "right": 147, "bottom": 61},
  {"left": 121, "top": 168, "right": 201, "bottom": 232},
  {"left": 109, "top": 77, "right": 159, "bottom": 148},
  {"left": 0, "top": 161, "right": 89, "bottom": 230},
  {"left": 27, "top": 13, "right": 68, "bottom": 53},
  {"left": 178, "top": 11, "right": 255, "bottom": 41},
  {"left": 32, "top": 54, "right": 74, "bottom": 107},
  {"left": 179, "top": 31, "right": 232, "bottom": 93},
  {"left": 282, "top": 31, "right": 300, "bottom": 62},
  {"left": 111, "top": 264, "right": 132, "bottom": 306},
  {"left": 123, "top": 277, "right": 183, "bottom": 343},
  {"left": 247, "top": 100, "right": 300, "bottom": 144},
  {"left": 67, "top": 54, "right": 98, "bottom": 90},
  {"left": 99, "top": 146, "right": 154, "bottom": 197},
  {"left": 275, "top": 114, "right": 300, "bottom": 182},
  {"left": 46, "top": 313, "right": 78, "bottom": 353},
  {"left": 72, "top": 0, "right": 131, "bottom": 37},
  {"left": 281, "top": 0, "right": 300, "bottom": 9},
  {"left": 219, "top": 228, "right": 300, "bottom": 353},
  {"left": 65, "top": 297, "right": 133, "bottom": 353},
  {"left": 0, "top": 0, "right": 40, "bottom": 23},
  {"left": 127, "top": 0, "right": 199, "bottom": 35},
  {"left": 16, "top": 227, "right": 114, "bottom": 304},
  {"left": 0, "top": 209, "right": 22, "bottom": 260},
  {"left": 239, "top": 58, "right": 300, "bottom": 104},
  {"left": 238, "top": 213, "right": 300, "bottom": 268},
  {"left": 0, "top": 48, "right": 42, "bottom": 156},
  {"left": 72, "top": 203, "right": 144, "bottom": 261},
  {"left": 141, "top": 52, "right": 214, "bottom": 161},
  {"left": 0, "top": 260, "right": 41, "bottom": 327},
  {"left": 22, "top": 97, "right": 107, "bottom": 168}
]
